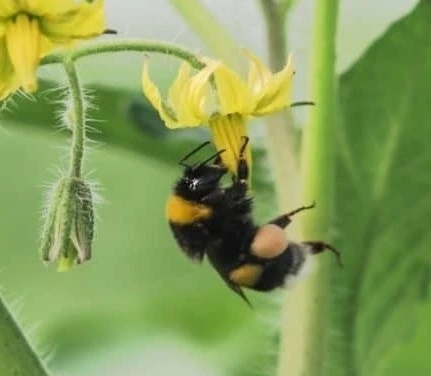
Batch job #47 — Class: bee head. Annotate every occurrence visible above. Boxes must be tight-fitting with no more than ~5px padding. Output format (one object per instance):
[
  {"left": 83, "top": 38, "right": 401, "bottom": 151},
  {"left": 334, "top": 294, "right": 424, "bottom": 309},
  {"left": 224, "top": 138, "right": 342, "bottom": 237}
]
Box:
[
  {"left": 176, "top": 141, "right": 227, "bottom": 196},
  {"left": 181, "top": 160, "right": 227, "bottom": 195}
]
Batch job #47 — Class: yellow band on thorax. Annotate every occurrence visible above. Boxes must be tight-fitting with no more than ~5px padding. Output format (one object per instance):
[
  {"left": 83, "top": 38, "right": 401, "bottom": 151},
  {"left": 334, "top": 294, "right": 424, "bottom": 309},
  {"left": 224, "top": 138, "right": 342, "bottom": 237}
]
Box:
[{"left": 166, "top": 194, "right": 212, "bottom": 224}]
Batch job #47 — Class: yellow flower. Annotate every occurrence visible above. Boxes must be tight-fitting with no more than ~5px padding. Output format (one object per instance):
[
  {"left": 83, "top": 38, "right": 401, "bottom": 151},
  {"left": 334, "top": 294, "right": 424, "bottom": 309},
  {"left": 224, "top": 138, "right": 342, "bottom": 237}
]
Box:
[
  {"left": 142, "top": 50, "right": 295, "bottom": 175},
  {"left": 0, "top": 0, "right": 107, "bottom": 100}
]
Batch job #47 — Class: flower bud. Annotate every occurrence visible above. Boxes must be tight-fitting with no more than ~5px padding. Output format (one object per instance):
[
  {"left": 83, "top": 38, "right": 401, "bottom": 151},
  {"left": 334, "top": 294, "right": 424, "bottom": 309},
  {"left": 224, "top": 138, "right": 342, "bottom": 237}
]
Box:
[{"left": 40, "top": 177, "right": 95, "bottom": 271}]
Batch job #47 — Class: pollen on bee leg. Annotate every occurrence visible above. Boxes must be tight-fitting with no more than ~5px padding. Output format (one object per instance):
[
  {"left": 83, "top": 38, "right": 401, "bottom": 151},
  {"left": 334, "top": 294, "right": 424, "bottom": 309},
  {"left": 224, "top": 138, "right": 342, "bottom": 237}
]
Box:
[{"left": 251, "top": 224, "right": 288, "bottom": 259}]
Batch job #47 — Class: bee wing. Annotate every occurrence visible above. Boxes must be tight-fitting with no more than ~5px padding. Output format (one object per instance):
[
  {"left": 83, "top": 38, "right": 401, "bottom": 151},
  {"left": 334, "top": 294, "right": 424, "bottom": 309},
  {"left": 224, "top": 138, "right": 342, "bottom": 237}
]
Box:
[{"left": 206, "top": 246, "right": 253, "bottom": 308}]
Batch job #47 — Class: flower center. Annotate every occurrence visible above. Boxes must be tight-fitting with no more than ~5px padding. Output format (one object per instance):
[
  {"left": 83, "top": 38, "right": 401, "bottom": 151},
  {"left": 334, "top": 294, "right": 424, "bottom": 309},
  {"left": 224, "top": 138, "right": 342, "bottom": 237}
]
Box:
[
  {"left": 5, "top": 13, "right": 41, "bottom": 93},
  {"left": 209, "top": 113, "right": 251, "bottom": 176}
]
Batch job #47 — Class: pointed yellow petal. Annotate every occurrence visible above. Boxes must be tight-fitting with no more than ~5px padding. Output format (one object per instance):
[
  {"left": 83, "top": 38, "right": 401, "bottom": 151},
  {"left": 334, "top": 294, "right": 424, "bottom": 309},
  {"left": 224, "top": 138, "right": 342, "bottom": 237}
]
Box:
[
  {"left": 0, "top": 41, "right": 19, "bottom": 100},
  {"left": 166, "top": 61, "right": 210, "bottom": 126},
  {"left": 168, "top": 62, "right": 192, "bottom": 112},
  {"left": 245, "top": 49, "right": 272, "bottom": 96},
  {"left": 252, "top": 54, "right": 294, "bottom": 115},
  {"left": 40, "top": 0, "right": 105, "bottom": 42},
  {"left": 141, "top": 59, "right": 178, "bottom": 128},
  {"left": 212, "top": 62, "right": 254, "bottom": 116},
  {"left": 40, "top": 33, "right": 54, "bottom": 56},
  {"left": 209, "top": 114, "right": 251, "bottom": 178},
  {"left": 0, "top": 22, "right": 6, "bottom": 38},
  {"left": 5, "top": 14, "right": 41, "bottom": 93},
  {"left": 0, "top": 1, "right": 18, "bottom": 17},
  {"left": 182, "top": 61, "right": 219, "bottom": 124},
  {"left": 23, "top": 0, "right": 77, "bottom": 15}
]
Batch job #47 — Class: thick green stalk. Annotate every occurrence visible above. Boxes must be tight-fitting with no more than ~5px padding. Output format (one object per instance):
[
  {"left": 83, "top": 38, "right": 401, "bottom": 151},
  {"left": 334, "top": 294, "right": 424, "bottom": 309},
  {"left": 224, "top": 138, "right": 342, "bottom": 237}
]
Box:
[
  {"left": 169, "top": 0, "right": 244, "bottom": 71},
  {"left": 0, "top": 295, "right": 49, "bottom": 375},
  {"left": 278, "top": 1, "right": 339, "bottom": 376},
  {"left": 258, "top": 0, "right": 301, "bottom": 219}
]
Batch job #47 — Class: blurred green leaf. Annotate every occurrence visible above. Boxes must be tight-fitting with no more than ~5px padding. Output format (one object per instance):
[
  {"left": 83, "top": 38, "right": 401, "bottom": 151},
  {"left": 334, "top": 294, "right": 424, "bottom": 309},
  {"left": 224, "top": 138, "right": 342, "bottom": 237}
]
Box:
[
  {"left": 0, "top": 122, "right": 277, "bottom": 374},
  {"left": 1, "top": 80, "right": 270, "bottom": 191},
  {"left": 330, "top": 1, "right": 431, "bottom": 375}
]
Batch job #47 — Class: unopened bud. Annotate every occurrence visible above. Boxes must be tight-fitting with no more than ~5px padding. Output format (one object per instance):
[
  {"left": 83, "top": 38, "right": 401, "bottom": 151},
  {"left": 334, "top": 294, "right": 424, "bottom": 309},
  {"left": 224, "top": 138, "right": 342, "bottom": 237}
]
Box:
[{"left": 40, "top": 177, "right": 95, "bottom": 271}]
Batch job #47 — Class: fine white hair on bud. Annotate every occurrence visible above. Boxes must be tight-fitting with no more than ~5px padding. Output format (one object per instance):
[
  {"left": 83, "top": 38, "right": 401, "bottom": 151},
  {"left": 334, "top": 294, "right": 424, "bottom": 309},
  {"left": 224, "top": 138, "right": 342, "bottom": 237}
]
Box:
[{"left": 39, "top": 177, "right": 95, "bottom": 271}]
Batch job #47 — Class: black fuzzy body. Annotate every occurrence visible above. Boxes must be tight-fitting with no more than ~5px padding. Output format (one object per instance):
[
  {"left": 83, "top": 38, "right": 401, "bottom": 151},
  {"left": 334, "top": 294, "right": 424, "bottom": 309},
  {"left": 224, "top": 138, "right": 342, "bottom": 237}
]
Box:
[{"left": 167, "top": 141, "right": 340, "bottom": 304}]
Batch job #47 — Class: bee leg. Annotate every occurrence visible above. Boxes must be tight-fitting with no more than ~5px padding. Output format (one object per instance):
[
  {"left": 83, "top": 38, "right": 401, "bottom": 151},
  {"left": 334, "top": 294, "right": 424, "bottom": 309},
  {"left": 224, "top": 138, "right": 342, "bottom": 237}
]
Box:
[
  {"left": 224, "top": 136, "right": 250, "bottom": 203},
  {"left": 236, "top": 136, "right": 250, "bottom": 184},
  {"left": 302, "top": 241, "right": 343, "bottom": 267},
  {"left": 268, "top": 202, "right": 316, "bottom": 229},
  {"left": 201, "top": 188, "right": 226, "bottom": 205}
]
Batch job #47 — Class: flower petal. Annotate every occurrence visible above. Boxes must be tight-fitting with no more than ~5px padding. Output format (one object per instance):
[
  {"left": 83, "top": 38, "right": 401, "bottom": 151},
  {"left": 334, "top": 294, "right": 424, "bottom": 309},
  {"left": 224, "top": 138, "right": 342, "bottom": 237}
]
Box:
[
  {"left": 252, "top": 54, "right": 294, "bottom": 115},
  {"left": 211, "top": 61, "right": 254, "bottom": 116},
  {"left": 0, "top": 1, "right": 18, "bottom": 18},
  {"left": 0, "top": 22, "right": 6, "bottom": 38},
  {"left": 141, "top": 59, "right": 179, "bottom": 128},
  {"left": 17, "top": 0, "right": 74, "bottom": 15},
  {"left": 182, "top": 60, "right": 219, "bottom": 124},
  {"left": 245, "top": 49, "right": 272, "bottom": 96},
  {"left": 0, "top": 40, "right": 19, "bottom": 100},
  {"left": 209, "top": 114, "right": 251, "bottom": 177},
  {"left": 168, "top": 62, "right": 192, "bottom": 111},
  {"left": 40, "top": 0, "right": 105, "bottom": 43},
  {"left": 5, "top": 14, "right": 41, "bottom": 93},
  {"left": 167, "top": 61, "right": 206, "bottom": 125}
]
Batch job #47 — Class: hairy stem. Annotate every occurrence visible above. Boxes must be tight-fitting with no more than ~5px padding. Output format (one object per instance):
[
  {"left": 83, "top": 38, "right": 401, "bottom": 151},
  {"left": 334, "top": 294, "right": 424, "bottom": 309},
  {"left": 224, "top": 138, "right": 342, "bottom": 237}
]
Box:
[
  {"left": 41, "top": 39, "right": 205, "bottom": 69},
  {"left": 0, "top": 295, "right": 49, "bottom": 376},
  {"left": 63, "top": 59, "right": 86, "bottom": 178},
  {"left": 279, "top": 1, "right": 339, "bottom": 376}
]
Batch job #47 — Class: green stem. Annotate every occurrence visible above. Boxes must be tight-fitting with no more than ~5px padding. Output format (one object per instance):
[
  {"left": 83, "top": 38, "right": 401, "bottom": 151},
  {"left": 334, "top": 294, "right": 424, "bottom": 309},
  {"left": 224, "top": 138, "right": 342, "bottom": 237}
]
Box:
[
  {"left": 169, "top": 0, "right": 243, "bottom": 71},
  {"left": 63, "top": 59, "right": 85, "bottom": 178},
  {"left": 279, "top": 1, "right": 339, "bottom": 376},
  {"left": 40, "top": 39, "right": 205, "bottom": 69},
  {"left": 0, "top": 295, "right": 49, "bottom": 376},
  {"left": 258, "top": 0, "right": 301, "bottom": 217}
]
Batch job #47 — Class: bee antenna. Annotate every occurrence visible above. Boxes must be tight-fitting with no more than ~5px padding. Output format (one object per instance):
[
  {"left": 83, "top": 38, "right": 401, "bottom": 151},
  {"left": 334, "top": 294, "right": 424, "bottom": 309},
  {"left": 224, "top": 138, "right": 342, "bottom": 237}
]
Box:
[
  {"left": 178, "top": 161, "right": 190, "bottom": 168},
  {"left": 178, "top": 141, "right": 211, "bottom": 166},
  {"left": 195, "top": 149, "right": 226, "bottom": 169}
]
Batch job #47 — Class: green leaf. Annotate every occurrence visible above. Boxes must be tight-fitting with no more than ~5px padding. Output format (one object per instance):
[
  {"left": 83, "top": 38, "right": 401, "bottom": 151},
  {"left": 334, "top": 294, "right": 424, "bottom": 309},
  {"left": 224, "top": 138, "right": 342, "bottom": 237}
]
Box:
[{"left": 330, "top": 1, "right": 431, "bottom": 375}]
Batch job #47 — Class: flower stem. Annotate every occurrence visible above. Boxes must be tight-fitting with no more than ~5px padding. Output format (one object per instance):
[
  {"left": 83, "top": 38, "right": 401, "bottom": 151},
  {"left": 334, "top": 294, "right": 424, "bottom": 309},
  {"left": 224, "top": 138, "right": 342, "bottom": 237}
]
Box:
[
  {"left": 63, "top": 59, "right": 85, "bottom": 178},
  {"left": 169, "top": 0, "right": 243, "bottom": 71},
  {"left": 41, "top": 39, "right": 205, "bottom": 69},
  {"left": 258, "top": 0, "right": 301, "bottom": 215},
  {"left": 278, "top": 1, "right": 339, "bottom": 376},
  {"left": 0, "top": 295, "right": 49, "bottom": 375}
]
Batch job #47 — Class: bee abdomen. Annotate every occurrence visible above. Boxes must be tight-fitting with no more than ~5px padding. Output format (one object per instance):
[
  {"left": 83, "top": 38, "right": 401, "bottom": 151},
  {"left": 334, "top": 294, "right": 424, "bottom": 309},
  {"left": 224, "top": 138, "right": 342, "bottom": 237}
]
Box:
[{"left": 248, "top": 242, "right": 312, "bottom": 292}]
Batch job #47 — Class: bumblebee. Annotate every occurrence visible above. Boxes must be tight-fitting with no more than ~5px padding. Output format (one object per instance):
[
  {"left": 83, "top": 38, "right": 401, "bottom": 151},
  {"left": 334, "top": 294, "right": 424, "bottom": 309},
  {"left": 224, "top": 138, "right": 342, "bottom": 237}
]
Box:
[{"left": 166, "top": 137, "right": 342, "bottom": 305}]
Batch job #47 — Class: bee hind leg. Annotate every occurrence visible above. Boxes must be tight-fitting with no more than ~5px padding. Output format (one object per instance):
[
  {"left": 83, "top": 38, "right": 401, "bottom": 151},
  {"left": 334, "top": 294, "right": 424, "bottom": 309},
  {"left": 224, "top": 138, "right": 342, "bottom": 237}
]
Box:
[
  {"left": 268, "top": 202, "right": 316, "bottom": 229},
  {"left": 302, "top": 241, "right": 343, "bottom": 267}
]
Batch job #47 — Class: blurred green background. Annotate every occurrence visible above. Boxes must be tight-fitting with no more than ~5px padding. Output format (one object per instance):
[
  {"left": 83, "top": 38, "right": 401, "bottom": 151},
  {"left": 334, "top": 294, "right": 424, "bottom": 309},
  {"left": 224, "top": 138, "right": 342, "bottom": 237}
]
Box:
[{"left": 1, "top": 1, "right": 430, "bottom": 375}]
